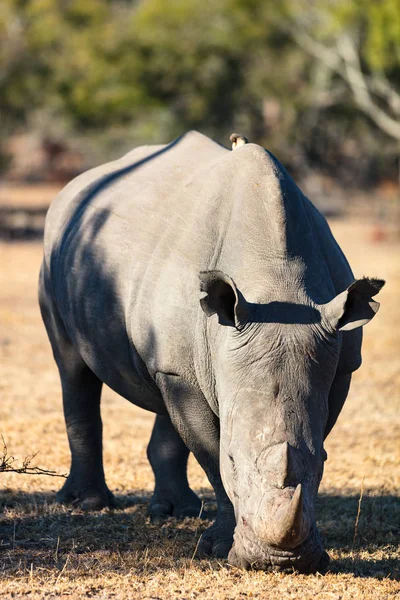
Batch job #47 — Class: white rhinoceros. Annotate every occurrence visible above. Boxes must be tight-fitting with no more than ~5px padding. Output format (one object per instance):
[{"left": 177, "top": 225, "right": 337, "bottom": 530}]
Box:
[{"left": 39, "top": 131, "right": 384, "bottom": 573}]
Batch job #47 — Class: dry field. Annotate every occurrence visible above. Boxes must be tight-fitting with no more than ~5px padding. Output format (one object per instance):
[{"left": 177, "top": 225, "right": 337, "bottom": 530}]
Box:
[{"left": 0, "top": 185, "right": 399, "bottom": 599}]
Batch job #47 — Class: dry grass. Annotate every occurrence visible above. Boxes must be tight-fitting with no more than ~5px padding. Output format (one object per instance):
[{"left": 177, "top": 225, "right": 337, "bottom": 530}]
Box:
[{"left": 0, "top": 200, "right": 399, "bottom": 598}]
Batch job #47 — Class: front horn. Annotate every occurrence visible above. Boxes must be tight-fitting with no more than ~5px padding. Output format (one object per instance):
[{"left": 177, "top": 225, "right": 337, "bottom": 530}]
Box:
[{"left": 263, "top": 484, "right": 310, "bottom": 549}]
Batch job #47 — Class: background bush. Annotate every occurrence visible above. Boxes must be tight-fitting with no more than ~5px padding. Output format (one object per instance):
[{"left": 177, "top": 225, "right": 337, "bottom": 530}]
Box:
[{"left": 1, "top": 0, "right": 399, "bottom": 183}]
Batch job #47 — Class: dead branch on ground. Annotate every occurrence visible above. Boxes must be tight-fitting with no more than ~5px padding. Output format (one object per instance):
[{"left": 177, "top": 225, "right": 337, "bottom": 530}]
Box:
[{"left": 0, "top": 435, "right": 67, "bottom": 478}]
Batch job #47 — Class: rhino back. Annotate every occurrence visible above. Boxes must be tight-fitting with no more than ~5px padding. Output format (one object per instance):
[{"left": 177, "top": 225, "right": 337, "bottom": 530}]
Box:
[{"left": 44, "top": 131, "right": 359, "bottom": 400}]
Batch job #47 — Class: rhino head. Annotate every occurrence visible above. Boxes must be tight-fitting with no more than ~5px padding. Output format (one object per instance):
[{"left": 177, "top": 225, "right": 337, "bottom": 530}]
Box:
[{"left": 199, "top": 270, "right": 384, "bottom": 573}]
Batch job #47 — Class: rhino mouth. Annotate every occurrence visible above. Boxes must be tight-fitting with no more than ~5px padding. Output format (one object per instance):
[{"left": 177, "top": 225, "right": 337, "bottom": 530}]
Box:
[{"left": 228, "top": 526, "right": 329, "bottom": 574}]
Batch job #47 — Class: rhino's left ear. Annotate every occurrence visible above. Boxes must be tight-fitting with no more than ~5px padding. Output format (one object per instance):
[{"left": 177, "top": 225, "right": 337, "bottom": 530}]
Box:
[
  {"left": 323, "top": 277, "right": 385, "bottom": 332},
  {"left": 199, "top": 270, "right": 247, "bottom": 328}
]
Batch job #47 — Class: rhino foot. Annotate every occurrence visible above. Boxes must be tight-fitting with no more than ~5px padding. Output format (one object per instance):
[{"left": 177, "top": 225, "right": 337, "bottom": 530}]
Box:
[
  {"left": 148, "top": 488, "right": 202, "bottom": 522},
  {"left": 197, "top": 521, "right": 234, "bottom": 558},
  {"left": 56, "top": 477, "right": 116, "bottom": 511}
]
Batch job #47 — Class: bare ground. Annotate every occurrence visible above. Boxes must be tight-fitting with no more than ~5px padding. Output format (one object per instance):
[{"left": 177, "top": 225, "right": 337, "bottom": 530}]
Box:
[{"left": 0, "top": 195, "right": 399, "bottom": 599}]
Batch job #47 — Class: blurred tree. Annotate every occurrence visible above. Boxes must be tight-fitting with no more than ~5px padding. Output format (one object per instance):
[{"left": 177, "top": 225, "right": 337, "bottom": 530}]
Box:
[
  {"left": 0, "top": 0, "right": 398, "bottom": 183},
  {"left": 283, "top": 0, "right": 400, "bottom": 141}
]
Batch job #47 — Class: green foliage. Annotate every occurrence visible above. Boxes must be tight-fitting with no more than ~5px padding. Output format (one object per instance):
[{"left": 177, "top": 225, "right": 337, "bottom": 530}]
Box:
[
  {"left": 327, "top": 0, "right": 400, "bottom": 71},
  {"left": 0, "top": 0, "right": 399, "bottom": 180}
]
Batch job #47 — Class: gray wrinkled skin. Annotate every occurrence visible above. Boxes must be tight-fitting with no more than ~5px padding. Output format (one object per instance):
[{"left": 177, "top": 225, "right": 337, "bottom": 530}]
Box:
[{"left": 39, "top": 131, "right": 384, "bottom": 573}]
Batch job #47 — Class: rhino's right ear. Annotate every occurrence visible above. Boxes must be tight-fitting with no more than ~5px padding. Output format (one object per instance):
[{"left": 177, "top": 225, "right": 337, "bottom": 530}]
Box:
[
  {"left": 199, "top": 270, "right": 247, "bottom": 328},
  {"left": 323, "top": 277, "right": 385, "bottom": 332}
]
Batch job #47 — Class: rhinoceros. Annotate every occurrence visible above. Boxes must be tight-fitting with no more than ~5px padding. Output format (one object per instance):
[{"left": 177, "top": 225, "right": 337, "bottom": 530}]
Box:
[{"left": 39, "top": 131, "right": 384, "bottom": 573}]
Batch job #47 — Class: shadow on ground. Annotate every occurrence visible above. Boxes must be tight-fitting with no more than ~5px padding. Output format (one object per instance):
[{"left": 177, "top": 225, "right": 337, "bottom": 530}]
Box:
[{"left": 0, "top": 489, "right": 398, "bottom": 580}]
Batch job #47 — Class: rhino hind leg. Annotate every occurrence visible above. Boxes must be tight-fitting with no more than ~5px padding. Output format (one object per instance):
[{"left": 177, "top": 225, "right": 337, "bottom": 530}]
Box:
[
  {"left": 55, "top": 364, "right": 115, "bottom": 511},
  {"left": 39, "top": 265, "right": 115, "bottom": 511},
  {"left": 147, "top": 414, "right": 202, "bottom": 520}
]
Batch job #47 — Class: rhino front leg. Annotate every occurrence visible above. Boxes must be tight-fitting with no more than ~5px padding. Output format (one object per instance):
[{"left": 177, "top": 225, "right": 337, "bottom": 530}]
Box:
[
  {"left": 156, "top": 373, "right": 235, "bottom": 558},
  {"left": 147, "top": 414, "right": 202, "bottom": 520},
  {"left": 40, "top": 266, "right": 114, "bottom": 510}
]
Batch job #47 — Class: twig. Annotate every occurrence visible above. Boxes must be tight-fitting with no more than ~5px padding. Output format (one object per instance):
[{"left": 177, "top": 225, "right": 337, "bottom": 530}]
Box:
[
  {"left": 55, "top": 536, "right": 60, "bottom": 562},
  {"left": 190, "top": 533, "right": 203, "bottom": 564},
  {"left": 197, "top": 500, "right": 205, "bottom": 520},
  {"left": 353, "top": 478, "right": 365, "bottom": 545},
  {"left": 190, "top": 500, "right": 205, "bottom": 564},
  {"left": 0, "top": 435, "right": 67, "bottom": 478},
  {"left": 55, "top": 554, "right": 71, "bottom": 585}
]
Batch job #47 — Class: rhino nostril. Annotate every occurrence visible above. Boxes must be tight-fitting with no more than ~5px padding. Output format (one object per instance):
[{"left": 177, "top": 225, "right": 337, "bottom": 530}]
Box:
[{"left": 241, "top": 516, "right": 248, "bottom": 527}]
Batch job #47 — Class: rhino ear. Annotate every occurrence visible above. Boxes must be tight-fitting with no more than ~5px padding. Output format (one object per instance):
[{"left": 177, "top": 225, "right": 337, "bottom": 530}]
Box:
[
  {"left": 323, "top": 277, "right": 385, "bottom": 332},
  {"left": 199, "top": 270, "right": 247, "bottom": 327}
]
